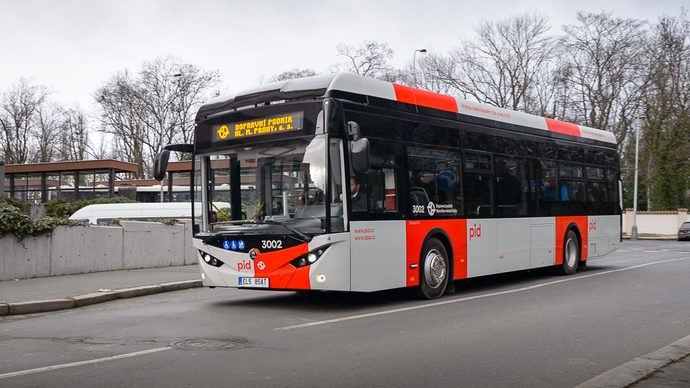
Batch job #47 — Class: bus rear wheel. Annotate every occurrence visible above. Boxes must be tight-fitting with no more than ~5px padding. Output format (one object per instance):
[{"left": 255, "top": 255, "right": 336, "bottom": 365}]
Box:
[
  {"left": 416, "top": 238, "right": 449, "bottom": 300},
  {"left": 559, "top": 229, "right": 580, "bottom": 275}
]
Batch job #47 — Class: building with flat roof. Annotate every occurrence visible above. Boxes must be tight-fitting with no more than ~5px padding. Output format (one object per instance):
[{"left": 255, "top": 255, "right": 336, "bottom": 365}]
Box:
[
  {"left": 2, "top": 158, "right": 261, "bottom": 204},
  {"left": 3, "top": 160, "right": 138, "bottom": 203}
]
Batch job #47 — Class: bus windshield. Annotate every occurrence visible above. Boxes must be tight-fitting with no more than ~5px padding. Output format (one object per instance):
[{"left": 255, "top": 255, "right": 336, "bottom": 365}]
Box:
[{"left": 205, "top": 135, "right": 344, "bottom": 235}]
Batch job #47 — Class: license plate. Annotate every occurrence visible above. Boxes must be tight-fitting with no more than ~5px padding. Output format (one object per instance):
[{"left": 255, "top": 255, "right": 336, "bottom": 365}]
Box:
[{"left": 238, "top": 277, "right": 270, "bottom": 288}]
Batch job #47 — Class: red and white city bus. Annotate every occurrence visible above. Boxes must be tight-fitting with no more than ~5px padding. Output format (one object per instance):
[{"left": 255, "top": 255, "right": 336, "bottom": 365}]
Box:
[{"left": 156, "top": 73, "right": 621, "bottom": 299}]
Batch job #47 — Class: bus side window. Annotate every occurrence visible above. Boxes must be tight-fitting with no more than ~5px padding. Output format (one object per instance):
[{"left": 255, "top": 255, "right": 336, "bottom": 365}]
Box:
[
  {"left": 366, "top": 168, "right": 397, "bottom": 212},
  {"left": 408, "top": 146, "right": 462, "bottom": 217},
  {"left": 495, "top": 156, "right": 527, "bottom": 217},
  {"left": 559, "top": 163, "right": 585, "bottom": 202},
  {"left": 350, "top": 140, "right": 398, "bottom": 214},
  {"left": 464, "top": 152, "right": 493, "bottom": 218},
  {"left": 539, "top": 161, "right": 559, "bottom": 202},
  {"left": 606, "top": 168, "right": 618, "bottom": 209}
]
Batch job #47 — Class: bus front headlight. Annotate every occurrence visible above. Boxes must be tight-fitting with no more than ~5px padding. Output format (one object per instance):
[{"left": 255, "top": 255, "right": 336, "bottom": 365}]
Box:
[
  {"left": 200, "top": 251, "right": 224, "bottom": 268},
  {"left": 290, "top": 248, "right": 325, "bottom": 268}
]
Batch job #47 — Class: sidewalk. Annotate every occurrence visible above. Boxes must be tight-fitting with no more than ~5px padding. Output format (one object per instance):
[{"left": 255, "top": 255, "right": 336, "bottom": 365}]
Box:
[
  {"left": 578, "top": 334, "right": 690, "bottom": 388},
  {"left": 634, "top": 356, "right": 690, "bottom": 387},
  {"left": 0, "top": 265, "right": 201, "bottom": 315}
]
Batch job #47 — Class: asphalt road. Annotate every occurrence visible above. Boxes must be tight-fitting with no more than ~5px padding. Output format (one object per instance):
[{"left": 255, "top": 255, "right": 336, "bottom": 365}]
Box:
[{"left": 1, "top": 240, "right": 690, "bottom": 387}]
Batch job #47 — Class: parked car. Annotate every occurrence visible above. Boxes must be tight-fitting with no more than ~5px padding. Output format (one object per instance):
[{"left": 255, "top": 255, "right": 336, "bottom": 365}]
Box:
[
  {"left": 69, "top": 202, "right": 230, "bottom": 225},
  {"left": 678, "top": 222, "right": 690, "bottom": 240}
]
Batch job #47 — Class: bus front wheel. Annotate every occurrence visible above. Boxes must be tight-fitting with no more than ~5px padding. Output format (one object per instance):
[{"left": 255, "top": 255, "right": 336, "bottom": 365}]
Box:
[
  {"left": 416, "top": 238, "right": 449, "bottom": 299},
  {"left": 559, "top": 229, "right": 580, "bottom": 275}
]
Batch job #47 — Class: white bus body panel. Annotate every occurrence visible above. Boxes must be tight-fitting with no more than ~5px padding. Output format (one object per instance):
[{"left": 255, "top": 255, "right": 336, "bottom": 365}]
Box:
[
  {"left": 467, "top": 219, "right": 498, "bottom": 277},
  {"left": 307, "top": 233, "right": 351, "bottom": 291},
  {"left": 530, "top": 219, "right": 556, "bottom": 267},
  {"left": 587, "top": 215, "right": 620, "bottom": 258},
  {"left": 497, "top": 218, "right": 533, "bottom": 272},
  {"left": 350, "top": 221, "right": 406, "bottom": 292}
]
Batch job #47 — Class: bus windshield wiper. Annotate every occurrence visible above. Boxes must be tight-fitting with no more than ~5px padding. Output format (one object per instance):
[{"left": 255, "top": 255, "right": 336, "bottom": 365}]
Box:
[{"left": 262, "top": 219, "right": 312, "bottom": 242}]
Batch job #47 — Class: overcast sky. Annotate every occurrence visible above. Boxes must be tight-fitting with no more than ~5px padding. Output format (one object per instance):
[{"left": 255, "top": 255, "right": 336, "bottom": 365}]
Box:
[{"left": 1, "top": 0, "right": 686, "bottom": 113}]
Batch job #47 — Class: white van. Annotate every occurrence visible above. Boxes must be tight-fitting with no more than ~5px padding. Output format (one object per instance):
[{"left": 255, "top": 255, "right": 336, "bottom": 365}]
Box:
[{"left": 69, "top": 202, "right": 231, "bottom": 225}]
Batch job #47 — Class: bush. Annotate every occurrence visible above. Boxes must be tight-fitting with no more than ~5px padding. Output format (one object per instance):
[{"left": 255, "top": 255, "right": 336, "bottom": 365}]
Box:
[
  {"left": 0, "top": 203, "right": 84, "bottom": 239},
  {"left": 1, "top": 197, "right": 30, "bottom": 214},
  {"left": 45, "top": 196, "right": 135, "bottom": 219}
]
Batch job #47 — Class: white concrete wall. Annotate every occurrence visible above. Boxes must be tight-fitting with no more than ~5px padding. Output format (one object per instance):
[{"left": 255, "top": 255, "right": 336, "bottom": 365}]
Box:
[
  {"left": 0, "top": 234, "right": 52, "bottom": 281},
  {"left": 622, "top": 209, "right": 688, "bottom": 237},
  {"left": 50, "top": 225, "right": 124, "bottom": 276},
  {"left": 0, "top": 221, "right": 195, "bottom": 281},
  {"left": 122, "top": 221, "right": 186, "bottom": 269}
]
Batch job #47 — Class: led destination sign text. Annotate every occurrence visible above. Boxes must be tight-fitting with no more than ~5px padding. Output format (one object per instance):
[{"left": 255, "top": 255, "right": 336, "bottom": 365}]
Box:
[{"left": 212, "top": 112, "right": 304, "bottom": 141}]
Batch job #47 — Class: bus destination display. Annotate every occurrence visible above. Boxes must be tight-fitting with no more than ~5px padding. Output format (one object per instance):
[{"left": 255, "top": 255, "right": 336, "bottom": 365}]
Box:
[{"left": 212, "top": 112, "right": 304, "bottom": 141}]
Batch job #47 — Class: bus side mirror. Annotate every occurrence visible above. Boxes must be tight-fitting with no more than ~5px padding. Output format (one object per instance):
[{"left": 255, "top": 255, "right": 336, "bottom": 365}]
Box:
[
  {"left": 348, "top": 121, "right": 370, "bottom": 174},
  {"left": 350, "top": 137, "right": 370, "bottom": 174},
  {"left": 153, "top": 149, "right": 170, "bottom": 181}
]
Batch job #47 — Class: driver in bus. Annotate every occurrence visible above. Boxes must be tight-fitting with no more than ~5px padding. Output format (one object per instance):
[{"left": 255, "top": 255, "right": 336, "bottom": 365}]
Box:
[{"left": 350, "top": 177, "right": 368, "bottom": 212}]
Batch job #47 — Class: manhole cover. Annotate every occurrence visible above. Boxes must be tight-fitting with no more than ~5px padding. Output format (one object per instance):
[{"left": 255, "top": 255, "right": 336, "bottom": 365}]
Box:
[{"left": 170, "top": 338, "right": 254, "bottom": 351}]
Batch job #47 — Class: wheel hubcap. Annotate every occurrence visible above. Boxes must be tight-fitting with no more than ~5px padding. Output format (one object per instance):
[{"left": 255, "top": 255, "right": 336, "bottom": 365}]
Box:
[
  {"left": 565, "top": 237, "right": 577, "bottom": 268},
  {"left": 424, "top": 249, "right": 447, "bottom": 289}
]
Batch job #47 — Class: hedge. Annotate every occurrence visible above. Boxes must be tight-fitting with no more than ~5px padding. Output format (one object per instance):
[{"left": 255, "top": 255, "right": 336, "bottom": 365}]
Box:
[{"left": 0, "top": 201, "right": 83, "bottom": 239}]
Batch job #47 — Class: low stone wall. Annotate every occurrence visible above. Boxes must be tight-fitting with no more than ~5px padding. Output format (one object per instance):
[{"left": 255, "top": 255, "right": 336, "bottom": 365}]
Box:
[
  {"left": 622, "top": 209, "right": 688, "bottom": 238},
  {"left": 0, "top": 220, "right": 197, "bottom": 281}
]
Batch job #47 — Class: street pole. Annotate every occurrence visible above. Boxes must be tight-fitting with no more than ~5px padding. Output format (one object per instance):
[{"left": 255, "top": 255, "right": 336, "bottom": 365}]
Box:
[
  {"left": 631, "top": 126, "right": 640, "bottom": 240},
  {"left": 0, "top": 159, "right": 5, "bottom": 199},
  {"left": 412, "top": 49, "right": 427, "bottom": 87},
  {"left": 160, "top": 72, "right": 183, "bottom": 203}
]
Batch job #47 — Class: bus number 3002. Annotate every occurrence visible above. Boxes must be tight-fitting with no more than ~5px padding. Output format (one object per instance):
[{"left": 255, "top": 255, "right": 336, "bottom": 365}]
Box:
[{"left": 261, "top": 240, "right": 283, "bottom": 249}]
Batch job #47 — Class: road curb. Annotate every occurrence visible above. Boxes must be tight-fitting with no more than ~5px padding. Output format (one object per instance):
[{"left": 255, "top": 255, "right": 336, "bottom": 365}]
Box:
[
  {"left": 160, "top": 280, "right": 202, "bottom": 292},
  {"left": 576, "top": 334, "right": 690, "bottom": 388},
  {"left": 8, "top": 299, "right": 76, "bottom": 315},
  {"left": 1, "top": 279, "right": 202, "bottom": 316},
  {"left": 71, "top": 291, "right": 119, "bottom": 307},
  {"left": 116, "top": 285, "right": 164, "bottom": 299}
]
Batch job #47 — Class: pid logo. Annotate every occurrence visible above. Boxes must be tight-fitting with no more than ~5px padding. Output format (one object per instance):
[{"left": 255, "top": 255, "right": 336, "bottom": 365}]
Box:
[
  {"left": 469, "top": 223, "right": 482, "bottom": 240},
  {"left": 427, "top": 202, "right": 436, "bottom": 216},
  {"left": 589, "top": 220, "right": 597, "bottom": 231},
  {"left": 237, "top": 260, "right": 252, "bottom": 271}
]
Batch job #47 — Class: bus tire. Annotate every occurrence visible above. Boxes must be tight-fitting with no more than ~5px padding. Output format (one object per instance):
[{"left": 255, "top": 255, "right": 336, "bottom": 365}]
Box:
[
  {"left": 416, "top": 238, "right": 449, "bottom": 300},
  {"left": 559, "top": 229, "right": 580, "bottom": 275}
]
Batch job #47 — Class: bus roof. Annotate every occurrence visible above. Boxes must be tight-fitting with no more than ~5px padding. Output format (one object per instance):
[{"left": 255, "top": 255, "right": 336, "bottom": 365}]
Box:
[{"left": 197, "top": 72, "right": 617, "bottom": 145}]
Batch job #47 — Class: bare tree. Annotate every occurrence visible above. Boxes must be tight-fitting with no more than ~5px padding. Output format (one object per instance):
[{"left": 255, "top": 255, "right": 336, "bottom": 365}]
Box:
[
  {"left": 34, "top": 103, "right": 63, "bottom": 162},
  {"left": 0, "top": 79, "right": 49, "bottom": 164},
  {"left": 428, "top": 13, "right": 555, "bottom": 113},
  {"left": 168, "top": 61, "right": 221, "bottom": 147},
  {"left": 333, "top": 40, "right": 397, "bottom": 80},
  {"left": 270, "top": 68, "right": 317, "bottom": 82},
  {"left": 96, "top": 71, "right": 151, "bottom": 178},
  {"left": 560, "top": 12, "right": 647, "bottom": 146},
  {"left": 59, "top": 108, "right": 89, "bottom": 161},
  {"left": 96, "top": 57, "right": 219, "bottom": 177},
  {"left": 399, "top": 53, "right": 457, "bottom": 94}
]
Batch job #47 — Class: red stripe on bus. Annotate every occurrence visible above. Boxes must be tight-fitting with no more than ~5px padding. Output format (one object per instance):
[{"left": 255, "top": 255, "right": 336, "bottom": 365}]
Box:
[
  {"left": 555, "top": 216, "right": 588, "bottom": 265},
  {"left": 545, "top": 118, "right": 581, "bottom": 137},
  {"left": 252, "top": 243, "right": 311, "bottom": 289},
  {"left": 405, "top": 219, "right": 467, "bottom": 287},
  {"left": 393, "top": 84, "right": 459, "bottom": 113}
]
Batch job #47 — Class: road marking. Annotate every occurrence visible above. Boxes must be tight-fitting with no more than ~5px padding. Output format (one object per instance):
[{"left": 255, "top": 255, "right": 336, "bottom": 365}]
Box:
[
  {"left": 276, "top": 257, "right": 690, "bottom": 331},
  {"left": 0, "top": 347, "right": 171, "bottom": 380}
]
